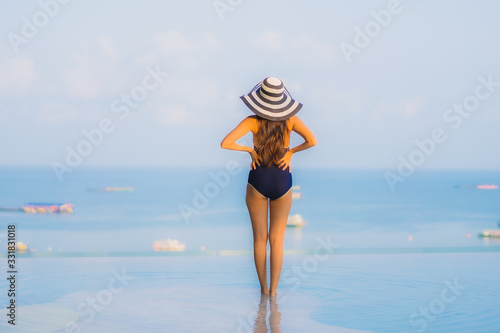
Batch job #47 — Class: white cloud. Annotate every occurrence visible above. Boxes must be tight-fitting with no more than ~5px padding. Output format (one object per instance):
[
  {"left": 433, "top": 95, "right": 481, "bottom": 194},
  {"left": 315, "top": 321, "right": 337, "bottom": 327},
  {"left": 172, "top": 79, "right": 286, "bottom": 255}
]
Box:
[
  {"left": 253, "top": 31, "right": 285, "bottom": 53},
  {"left": 159, "top": 76, "right": 220, "bottom": 107},
  {"left": 98, "top": 37, "right": 117, "bottom": 59},
  {"left": 63, "top": 65, "right": 101, "bottom": 99},
  {"left": 288, "top": 33, "right": 335, "bottom": 65},
  {"left": 0, "top": 57, "right": 35, "bottom": 94},
  {"left": 253, "top": 31, "right": 336, "bottom": 66},
  {"left": 401, "top": 98, "right": 424, "bottom": 118},
  {"left": 137, "top": 53, "right": 159, "bottom": 66},
  {"left": 136, "top": 32, "right": 223, "bottom": 128},
  {"left": 37, "top": 103, "right": 79, "bottom": 123},
  {"left": 200, "top": 32, "right": 222, "bottom": 49},
  {"left": 146, "top": 75, "right": 221, "bottom": 128},
  {"left": 311, "top": 90, "right": 365, "bottom": 123},
  {"left": 156, "top": 105, "right": 194, "bottom": 126},
  {"left": 151, "top": 31, "right": 221, "bottom": 56},
  {"left": 372, "top": 97, "right": 425, "bottom": 127},
  {"left": 145, "top": 31, "right": 221, "bottom": 71},
  {"left": 62, "top": 38, "right": 119, "bottom": 99},
  {"left": 178, "top": 55, "right": 199, "bottom": 72},
  {"left": 152, "top": 31, "right": 192, "bottom": 55}
]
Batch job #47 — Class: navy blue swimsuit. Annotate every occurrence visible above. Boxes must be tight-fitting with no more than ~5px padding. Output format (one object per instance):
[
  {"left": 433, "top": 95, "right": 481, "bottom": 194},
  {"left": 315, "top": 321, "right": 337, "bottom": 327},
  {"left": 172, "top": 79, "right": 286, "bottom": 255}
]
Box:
[{"left": 248, "top": 146, "right": 292, "bottom": 200}]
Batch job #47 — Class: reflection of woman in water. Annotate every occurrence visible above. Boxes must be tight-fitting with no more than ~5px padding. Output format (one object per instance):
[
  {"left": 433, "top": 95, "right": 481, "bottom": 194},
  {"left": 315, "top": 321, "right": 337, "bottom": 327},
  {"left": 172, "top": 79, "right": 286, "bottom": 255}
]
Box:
[
  {"left": 221, "top": 77, "right": 317, "bottom": 297},
  {"left": 253, "top": 295, "right": 269, "bottom": 332},
  {"left": 253, "top": 294, "right": 282, "bottom": 333}
]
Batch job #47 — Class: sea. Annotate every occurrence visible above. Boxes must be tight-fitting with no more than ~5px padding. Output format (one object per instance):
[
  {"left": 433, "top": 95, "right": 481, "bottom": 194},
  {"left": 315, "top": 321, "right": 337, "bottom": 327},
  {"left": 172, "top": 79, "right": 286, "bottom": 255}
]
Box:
[{"left": 0, "top": 167, "right": 499, "bottom": 332}]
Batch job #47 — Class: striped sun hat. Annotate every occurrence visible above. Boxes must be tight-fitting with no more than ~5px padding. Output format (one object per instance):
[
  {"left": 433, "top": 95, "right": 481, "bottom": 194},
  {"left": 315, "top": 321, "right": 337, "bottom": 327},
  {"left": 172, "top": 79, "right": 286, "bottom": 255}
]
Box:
[{"left": 240, "top": 77, "right": 302, "bottom": 121}]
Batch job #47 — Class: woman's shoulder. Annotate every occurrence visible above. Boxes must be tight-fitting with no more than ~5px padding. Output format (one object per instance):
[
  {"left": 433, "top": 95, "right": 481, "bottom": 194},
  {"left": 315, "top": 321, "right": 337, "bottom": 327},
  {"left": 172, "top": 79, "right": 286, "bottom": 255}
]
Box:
[
  {"left": 245, "top": 115, "right": 259, "bottom": 125},
  {"left": 245, "top": 115, "right": 259, "bottom": 133},
  {"left": 288, "top": 115, "right": 299, "bottom": 129}
]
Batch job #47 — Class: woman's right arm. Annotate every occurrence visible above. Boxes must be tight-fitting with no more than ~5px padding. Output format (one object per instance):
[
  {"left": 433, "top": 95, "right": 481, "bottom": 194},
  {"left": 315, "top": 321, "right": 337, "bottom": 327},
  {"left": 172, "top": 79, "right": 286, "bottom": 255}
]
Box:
[{"left": 289, "top": 116, "right": 317, "bottom": 154}]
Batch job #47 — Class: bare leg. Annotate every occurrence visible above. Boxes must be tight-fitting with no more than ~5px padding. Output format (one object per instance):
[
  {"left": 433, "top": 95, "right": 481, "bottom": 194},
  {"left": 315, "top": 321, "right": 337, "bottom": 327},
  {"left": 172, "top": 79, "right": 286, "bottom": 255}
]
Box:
[
  {"left": 246, "top": 184, "right": 269, "bottom": 295},
  {"left": 268, "top": 188, "right": 293, "bottom": 296}
]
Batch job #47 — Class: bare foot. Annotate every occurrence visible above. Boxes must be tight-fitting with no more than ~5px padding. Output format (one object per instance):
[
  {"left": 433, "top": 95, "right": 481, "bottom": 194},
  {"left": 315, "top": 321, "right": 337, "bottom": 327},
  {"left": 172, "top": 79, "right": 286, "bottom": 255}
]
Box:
[
  {"left": 261, "top": 287, "right": 269, "bottom": 295},
  {"left": 269, "top": 289, "right": 277, "bottom": 297}
]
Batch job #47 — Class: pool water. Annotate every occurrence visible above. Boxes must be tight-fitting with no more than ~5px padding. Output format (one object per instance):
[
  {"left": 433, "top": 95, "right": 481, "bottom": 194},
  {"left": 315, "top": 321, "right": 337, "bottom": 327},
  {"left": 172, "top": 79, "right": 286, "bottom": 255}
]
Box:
[
  {"left": 0, "top": 167, "right": 499, "bottom": 332},
  {"left": 0, "top": 251, "right": 498, "bottom": 332}
]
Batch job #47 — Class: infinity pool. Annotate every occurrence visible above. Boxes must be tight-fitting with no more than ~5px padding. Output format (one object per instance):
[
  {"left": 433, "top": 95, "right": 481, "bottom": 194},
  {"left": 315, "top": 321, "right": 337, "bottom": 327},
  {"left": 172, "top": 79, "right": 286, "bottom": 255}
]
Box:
[{"left": 1, "top": 250, "right": 498, "bottom": 332}]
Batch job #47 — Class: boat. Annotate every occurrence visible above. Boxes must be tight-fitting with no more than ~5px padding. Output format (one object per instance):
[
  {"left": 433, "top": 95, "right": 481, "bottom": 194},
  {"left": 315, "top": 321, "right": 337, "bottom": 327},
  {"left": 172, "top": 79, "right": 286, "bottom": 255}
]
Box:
[
  {"left": 17, "top": 242, "right": 29, "bottom": 252},
  {"left": 5, "top": 241, "right": 29, "bottom": 253},
  {"left": 454, "top": 184, "right": 498, "bottom": 190},
  {"left": 22, "top": 203, "right": 74, "bottom": 213},
  {"left": 476, "top": 184, "right": 498, "bottom": 190},
  {"left": 152, "top": 238, "right": 186, "bottom": 251},
  {"left": 478, "top": 229, "right": 500, "bottom": 237},
  {"left": 287, "top": 214, "right": 306, "bottom": 227},
  {"left": 87, "top": 187, "right": 134, "bottom": 192},
  {"left": 292, "top": 185, "right": 302, "bottom": 199}
]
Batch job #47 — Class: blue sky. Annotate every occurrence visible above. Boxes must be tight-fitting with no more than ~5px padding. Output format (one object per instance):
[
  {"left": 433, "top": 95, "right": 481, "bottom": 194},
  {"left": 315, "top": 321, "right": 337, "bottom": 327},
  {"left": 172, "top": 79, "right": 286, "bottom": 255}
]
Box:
[{"left": 1, "top": 0, "right": 499, "bottom": 171}]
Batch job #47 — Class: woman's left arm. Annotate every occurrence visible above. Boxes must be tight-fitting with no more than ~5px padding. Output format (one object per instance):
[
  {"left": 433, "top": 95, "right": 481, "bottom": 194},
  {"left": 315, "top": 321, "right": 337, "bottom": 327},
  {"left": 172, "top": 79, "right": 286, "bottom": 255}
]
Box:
[
  {"left": 220, "top": 116, "right": 254, "bottom": 153},
  {"left": 221, "top": 117, "right": 262, "bottom": 169}
]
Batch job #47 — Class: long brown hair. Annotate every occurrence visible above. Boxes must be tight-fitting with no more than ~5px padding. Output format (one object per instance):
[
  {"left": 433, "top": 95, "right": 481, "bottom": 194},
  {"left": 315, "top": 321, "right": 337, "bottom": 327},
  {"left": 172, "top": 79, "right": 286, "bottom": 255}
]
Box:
[{"left": 254, "top": 116, "right": 290, "bottom": 167}]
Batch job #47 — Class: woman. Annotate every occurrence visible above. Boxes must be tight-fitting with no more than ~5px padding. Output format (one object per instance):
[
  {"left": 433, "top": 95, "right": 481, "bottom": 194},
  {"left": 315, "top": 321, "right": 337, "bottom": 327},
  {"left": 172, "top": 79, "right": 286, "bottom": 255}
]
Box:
[{"left": 221, "top": 77, "right": 317, "bottom": 297}]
